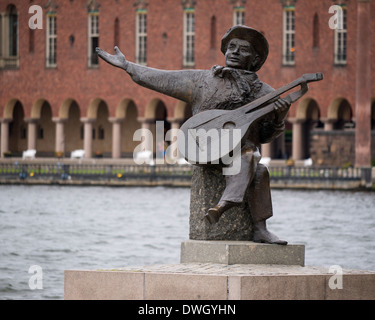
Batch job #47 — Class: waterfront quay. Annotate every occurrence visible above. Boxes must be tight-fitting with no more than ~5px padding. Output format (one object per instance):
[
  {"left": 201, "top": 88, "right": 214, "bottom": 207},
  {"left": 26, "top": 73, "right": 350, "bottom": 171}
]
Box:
[{"left": 0, "top": 158, "right": 373, "bottom": 190}]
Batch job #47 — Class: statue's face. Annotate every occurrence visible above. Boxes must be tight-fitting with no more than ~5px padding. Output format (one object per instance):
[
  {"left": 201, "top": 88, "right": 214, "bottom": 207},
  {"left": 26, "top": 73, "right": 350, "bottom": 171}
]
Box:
[{"left": 225, "top": 38, "right": 258, "bottom": 70}]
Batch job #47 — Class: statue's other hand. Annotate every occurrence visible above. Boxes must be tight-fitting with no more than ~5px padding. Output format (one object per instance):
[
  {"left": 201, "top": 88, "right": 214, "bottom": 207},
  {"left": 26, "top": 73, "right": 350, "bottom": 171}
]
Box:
[{"left": 96, "top": 46, "right": 128, "bottom": 70}]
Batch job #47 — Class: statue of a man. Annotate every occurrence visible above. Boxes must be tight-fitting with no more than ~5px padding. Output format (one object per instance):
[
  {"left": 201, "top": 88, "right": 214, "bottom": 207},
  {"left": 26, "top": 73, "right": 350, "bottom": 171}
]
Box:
[{"left": 97, "top": 25, "right": 290, "bottom": 244}]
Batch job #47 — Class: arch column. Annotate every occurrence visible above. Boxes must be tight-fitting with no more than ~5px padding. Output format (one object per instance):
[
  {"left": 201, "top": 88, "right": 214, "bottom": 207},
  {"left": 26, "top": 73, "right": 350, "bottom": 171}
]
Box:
[
  {"left": 53, "top": 118, "right": 67, "bottom": 154},
  {"left": 109, "top": 117, "right": 124, "bottom": 159},
  {"left": 289, "top": 118, "right": 304, "bottom": 161},
  {"left": 1, "top": 118, "right": 12, "bottom": 157},
  {"left": 322, "top": 118, "right": 335, "bottom": 131},
  {"left": 81, "top": 118, "right": 95, "bottom": 159},
  {"left": 261, "top": 143, "right": 272, "bottom": 158},
  {"left": 25, "top": 118, "right": 38, "bottom": 150}
]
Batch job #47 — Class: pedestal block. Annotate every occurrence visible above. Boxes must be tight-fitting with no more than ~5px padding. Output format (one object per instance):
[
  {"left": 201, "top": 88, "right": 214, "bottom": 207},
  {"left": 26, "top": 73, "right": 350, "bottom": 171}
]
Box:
[
  {"left": 190, "top": 166, "right": 253, "bottom": 240},
  {"left": 65, "top": 263, "right": 375, "bottom": 300},
  {"left": 180, "top": 240, "right": 305, "bottom": 266}
]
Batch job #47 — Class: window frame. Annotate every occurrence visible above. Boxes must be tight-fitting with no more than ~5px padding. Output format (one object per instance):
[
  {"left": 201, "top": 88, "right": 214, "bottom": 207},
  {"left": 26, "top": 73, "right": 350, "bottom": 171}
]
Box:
[
  {"left": 282, "top": 6, "right": 295, "bottom": 66},
  {"left": 135, "top": 9, "right": 147, "bottom": 65},
  {"left": 333, "top": 5, "right": 347, "bottom": 66},
  {"left": 88, "top": 11, "right": 99, "bottom": 68},
  {"left": 46, "top": 13, "right": 57, "bottom": 68},
  {"left": 183, "top": 8, "right": 195, "bottom": 67},
  {"left": 233, "top": 7, "right": 245, "bottom": 26}
]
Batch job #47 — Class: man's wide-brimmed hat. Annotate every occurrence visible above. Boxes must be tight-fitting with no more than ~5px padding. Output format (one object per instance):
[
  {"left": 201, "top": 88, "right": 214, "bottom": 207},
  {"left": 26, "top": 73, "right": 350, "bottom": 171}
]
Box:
[{"left": 221, "top": 25, "right": 269, "bottom": 72}]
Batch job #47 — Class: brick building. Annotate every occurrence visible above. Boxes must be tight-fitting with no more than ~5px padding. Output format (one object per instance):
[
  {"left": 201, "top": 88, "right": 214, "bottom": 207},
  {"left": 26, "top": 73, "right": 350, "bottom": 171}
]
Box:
[{"left": 0, "top": 0, "right": 374, "bottom": 166}]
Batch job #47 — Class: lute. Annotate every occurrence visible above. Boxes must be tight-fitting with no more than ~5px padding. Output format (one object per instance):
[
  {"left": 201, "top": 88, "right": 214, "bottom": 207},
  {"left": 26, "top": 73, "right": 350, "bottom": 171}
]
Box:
[{"left": 177, "top": 73, "right": 323, "bottom": 164}]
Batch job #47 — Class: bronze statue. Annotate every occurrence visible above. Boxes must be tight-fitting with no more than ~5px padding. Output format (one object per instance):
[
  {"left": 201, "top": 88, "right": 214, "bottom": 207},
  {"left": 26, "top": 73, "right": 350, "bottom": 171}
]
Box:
[{"left": 97, "top": 25, "right": 322, "bottom": 245}]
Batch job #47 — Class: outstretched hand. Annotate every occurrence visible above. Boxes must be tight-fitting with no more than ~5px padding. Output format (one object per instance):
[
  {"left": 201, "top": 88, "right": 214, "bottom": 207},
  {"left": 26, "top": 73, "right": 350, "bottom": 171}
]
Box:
[{"left": 96, "top": 46, "right": 128, "bottom": 70}]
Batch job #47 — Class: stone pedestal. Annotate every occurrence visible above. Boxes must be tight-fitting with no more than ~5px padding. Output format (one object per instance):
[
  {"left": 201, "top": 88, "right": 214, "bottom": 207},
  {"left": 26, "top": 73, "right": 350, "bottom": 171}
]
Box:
[
  {"left": 180, "top": 240, "right": 305, "bottom": 266},
  {"left": 65, "top": 263, "right": 375, "bottom": 300},
  {"left": 190, "top": 166, "right": 253, "bottom": 240}
]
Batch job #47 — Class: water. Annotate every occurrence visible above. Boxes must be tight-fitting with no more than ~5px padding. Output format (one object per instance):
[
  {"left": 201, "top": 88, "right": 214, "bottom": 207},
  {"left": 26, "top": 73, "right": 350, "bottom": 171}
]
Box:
[{"left": 0, "top": 185, "right": 374, "bottom": 300}]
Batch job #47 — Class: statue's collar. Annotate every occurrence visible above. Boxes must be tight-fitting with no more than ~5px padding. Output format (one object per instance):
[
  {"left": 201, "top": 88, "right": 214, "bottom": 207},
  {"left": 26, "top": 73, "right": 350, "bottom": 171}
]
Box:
[{"left": 211, "top": 65, "right": 258, "bottom": 81}]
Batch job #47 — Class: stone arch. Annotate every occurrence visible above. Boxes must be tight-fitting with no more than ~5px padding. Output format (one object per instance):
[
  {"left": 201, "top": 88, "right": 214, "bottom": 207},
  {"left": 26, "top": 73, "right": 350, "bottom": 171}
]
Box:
[
  {"left": 59, "top": 98, "right": 81, "bottom": 120},
  {"left": 61, "top": 99, "right": 82, "bottom": 154},
  {"left": 116, "top": 98, "right": 136, "bottom": 120},
  {"left": 174, "top": 100, "right": 192, "bottom": 122},
  {"left": 88, "top": 99, "right": 112, "bottom": 157},
  {"left": 7, "top": 99, "right": 27, "bottom": 155},
  {"left": 145, "top": 98, "right": 168, "bottom": 120},
  {"left": 291, "top": 98, "right": 322, "bottom": 160},
  {"left": 145, "top": 98, "right": 170, "bottom": 154},
  {"left": 31, "top": 99, "right": 48, "bottom": 119},
  {"left": 328, "top": 98, "right": 353, "bottom": 129},
  {"left": 34, "top": 100, "right": 55, "bottom": 156},
  {"left": 87, "top": 98, "right": 104, "bottom": 120},
  {"left": 3, "top": 98, "right": 19, "bottom": 119},
  {"left": 296, "top": 98, "right": 320, "bottom": 122},
  {"left": 118, "top": 99, "right": 141, "bottom": 155}
]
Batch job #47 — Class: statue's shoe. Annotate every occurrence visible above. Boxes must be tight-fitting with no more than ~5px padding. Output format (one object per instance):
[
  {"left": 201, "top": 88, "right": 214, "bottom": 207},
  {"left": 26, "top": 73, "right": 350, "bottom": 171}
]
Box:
[
  {"left": 204, "top": 207, "right": 222, "bottom": 224},
  {"left": 253, "top": 230, "right": 288, "bottom": 245},
  {"left": 205, "top": 201, "right": 236, "bottom": 224}
]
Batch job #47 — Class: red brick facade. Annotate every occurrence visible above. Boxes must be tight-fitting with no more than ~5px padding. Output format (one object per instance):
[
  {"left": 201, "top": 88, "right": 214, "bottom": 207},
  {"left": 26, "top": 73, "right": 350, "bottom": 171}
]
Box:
[{"left": 0, "top": 0, "right": 374, "bottom": 164}]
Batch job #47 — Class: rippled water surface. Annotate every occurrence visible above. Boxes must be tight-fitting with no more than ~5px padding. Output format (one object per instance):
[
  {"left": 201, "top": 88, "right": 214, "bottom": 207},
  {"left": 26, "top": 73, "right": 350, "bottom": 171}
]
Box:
[{"left": 0, "top": 185, "right": 374, "bottom": 300}]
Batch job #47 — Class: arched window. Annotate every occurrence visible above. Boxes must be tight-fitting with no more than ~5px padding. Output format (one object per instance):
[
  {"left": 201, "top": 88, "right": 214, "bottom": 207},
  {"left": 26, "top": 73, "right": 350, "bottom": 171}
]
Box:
[
  {"left": 114, "top": 18, "right": 119, "bottom": 47},
  {"left": 313, "top": 13, "right": 319, "bottom": 48},
  {"left": 210, "top": 16, "right": 216, "bottom": 49},
  {"left": 8, "top": 5, "right": 18, "bottom": 57}
]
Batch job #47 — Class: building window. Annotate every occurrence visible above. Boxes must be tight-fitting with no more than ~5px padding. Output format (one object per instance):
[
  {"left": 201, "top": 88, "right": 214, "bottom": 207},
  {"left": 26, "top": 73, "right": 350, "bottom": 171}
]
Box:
[
  {"left": 46, "top": 13, "right": 57, "bottom": 67},
  {"left": 136, "top": 10, "right": 147, "bottom": 65},
  {"left": 8, "top": 5, "right": 18, "bottom": 57},
  {"left": 210, "top": 16, "right": 217, "bottom": 49},
  {"left": 114, "top": 18, "right": 120, "bottom": 47},
  {"left": 88, "top": 12, "right": 99, "bottom": 67},
  {"left": 282, "top": 6, "right": 295, "bottom": 65},
  {"left": 29, "top": 28, "right": 35, "bottom": 53},
  {"left": 233, "top": 7, "right": 245, "bottom": 25},
  {"left": 183, "top": 9, "right": 195, "bottom": 66},
  {"left": 334, "top": 5, "right": 347, "bottom": 65},
  {"left": 0, "top": 5, "right": 19, "bottom": 69},
  {"left": 313, "top": 13, "right": 319, "bottom": 49}
]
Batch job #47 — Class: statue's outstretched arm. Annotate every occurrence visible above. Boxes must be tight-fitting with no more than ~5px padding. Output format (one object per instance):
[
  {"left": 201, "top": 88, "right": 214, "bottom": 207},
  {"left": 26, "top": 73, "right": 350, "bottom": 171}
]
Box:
[{"left": 96, "top": 46, "right": 196, "bottom": 103}]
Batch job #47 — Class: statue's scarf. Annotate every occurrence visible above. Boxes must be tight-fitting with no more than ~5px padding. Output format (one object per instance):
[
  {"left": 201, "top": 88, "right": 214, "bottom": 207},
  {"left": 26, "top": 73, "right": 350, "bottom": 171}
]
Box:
[{"left": 211, "top": 65, "right": 263, "bottom": 110}]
